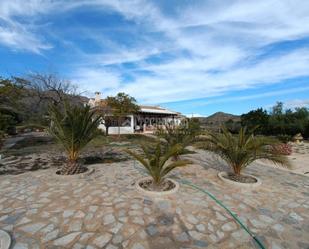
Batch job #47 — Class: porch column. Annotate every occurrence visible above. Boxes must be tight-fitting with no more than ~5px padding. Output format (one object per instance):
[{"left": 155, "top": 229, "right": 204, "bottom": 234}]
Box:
[{"left": 130, "top": 115, "right": 134, "bottom": 133}]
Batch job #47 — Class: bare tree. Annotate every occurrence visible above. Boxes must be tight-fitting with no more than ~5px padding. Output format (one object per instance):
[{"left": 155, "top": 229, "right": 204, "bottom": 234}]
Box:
[
  {"left": 26, "top": 73, "right": 79, "bottom": 106},
  {"left": 12, "top": 73, "right": 85, "bottom": 125}
]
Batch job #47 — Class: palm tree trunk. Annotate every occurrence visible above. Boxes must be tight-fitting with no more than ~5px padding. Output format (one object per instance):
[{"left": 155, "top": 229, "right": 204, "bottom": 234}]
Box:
[
  {"left": 233, "top": 165, "right": 242, "bottom": 175},
  {"left": 61, "top": 160, "right": 83, "bottom": 175}
]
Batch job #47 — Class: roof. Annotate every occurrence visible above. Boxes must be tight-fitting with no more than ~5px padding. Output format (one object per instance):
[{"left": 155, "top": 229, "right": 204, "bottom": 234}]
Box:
[
  {"left": 89, "top": 98, "right": 180, "bottom": 115},
  {"left": 139, "top": 105, "right": 179, "bottom": 115}
]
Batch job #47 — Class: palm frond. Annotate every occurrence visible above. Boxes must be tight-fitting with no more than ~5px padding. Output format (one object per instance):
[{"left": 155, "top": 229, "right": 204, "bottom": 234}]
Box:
[{"left": 202, "top": 126, "right": 291, "bottom": 175}]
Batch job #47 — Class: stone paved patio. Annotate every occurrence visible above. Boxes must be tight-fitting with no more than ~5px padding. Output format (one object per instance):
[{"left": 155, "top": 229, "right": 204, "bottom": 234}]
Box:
[{"left": 0, "top": 151, "right": 308, "bottom": 249}]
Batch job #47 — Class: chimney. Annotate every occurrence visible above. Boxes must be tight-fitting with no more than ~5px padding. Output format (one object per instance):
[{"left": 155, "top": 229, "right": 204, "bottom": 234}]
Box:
[{"left": 94, "top": 92, "right": 101, "bottom": 103}]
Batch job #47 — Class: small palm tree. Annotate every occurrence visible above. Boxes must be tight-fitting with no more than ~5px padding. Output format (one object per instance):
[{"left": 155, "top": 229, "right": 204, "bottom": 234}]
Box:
[
  {"left": 203, "top": 127, "right": 290, "bottom": 177},
  {"left": 49, "top": 103, "right": 101, "bottom": 175},
  {"left": 156, "top": 121, "right": 200, "bottom": 160},
  {"left": 125, "top": 141, "right": 192, "bottom": 190}
]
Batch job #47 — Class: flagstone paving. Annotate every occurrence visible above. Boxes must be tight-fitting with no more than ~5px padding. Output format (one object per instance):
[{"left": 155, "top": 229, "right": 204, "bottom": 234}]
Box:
[{"left": 0, "top": 151, "right": 308, "bottom": 249}]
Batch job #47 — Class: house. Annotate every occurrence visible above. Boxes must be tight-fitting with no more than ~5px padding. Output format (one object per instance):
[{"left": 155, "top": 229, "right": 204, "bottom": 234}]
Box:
[{"left": 88, "top": 92, "right": 184, "bottom": 134}]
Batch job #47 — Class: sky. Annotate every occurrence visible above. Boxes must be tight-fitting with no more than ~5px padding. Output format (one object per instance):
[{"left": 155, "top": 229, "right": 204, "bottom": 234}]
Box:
[{"left": 1, "top": 0, "right": 309, "bottom": 116}]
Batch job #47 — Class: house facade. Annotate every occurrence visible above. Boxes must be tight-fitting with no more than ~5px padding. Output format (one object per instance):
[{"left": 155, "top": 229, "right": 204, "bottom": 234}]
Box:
[{"left": 88, "top": 92, "right": 184, "bottom": 134}]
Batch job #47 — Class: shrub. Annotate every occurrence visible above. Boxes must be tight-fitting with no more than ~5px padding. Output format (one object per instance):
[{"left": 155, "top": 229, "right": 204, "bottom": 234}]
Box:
[
  {"left": 276, "top": 134, "right": 292, "bottom": 143},
  {"left": 271, "top": 143, "right": 292, "bottom": 156}
]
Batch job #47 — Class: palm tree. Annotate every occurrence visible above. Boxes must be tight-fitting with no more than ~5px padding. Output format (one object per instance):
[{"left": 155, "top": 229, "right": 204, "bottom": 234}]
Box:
[
  {"left": 203, "top": 127, "right": 290, "bottom": 177},
  {"left": 125, "top": 141, "right": 192, "bottom": 190},
  {"left": 156, "top": 119, "right": 200, "bottom": 160},
  {"left": 49, "top": 103, "right": 101, "bottom": 175}
]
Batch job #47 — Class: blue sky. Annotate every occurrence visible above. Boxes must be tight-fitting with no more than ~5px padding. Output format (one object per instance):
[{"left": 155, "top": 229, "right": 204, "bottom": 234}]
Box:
[{"left": 1, "top": 0, "right": 309, "bottom": 116}]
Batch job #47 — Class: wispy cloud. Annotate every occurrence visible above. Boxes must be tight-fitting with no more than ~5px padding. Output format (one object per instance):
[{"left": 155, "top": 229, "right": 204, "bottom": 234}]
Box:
[{"left": 1, "top": 0, "right": 309, "bottom": 107}]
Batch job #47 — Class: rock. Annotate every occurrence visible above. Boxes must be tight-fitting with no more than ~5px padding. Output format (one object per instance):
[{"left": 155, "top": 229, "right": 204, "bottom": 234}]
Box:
[
  {"left": 93, "top": 234, "right": 112, "bottom": 247},
  {"left": 103, "top": 214, "right": 116, "bottom": 225},
  {"left": 196, "top": 224, "right": 206, "bottom": 232},
  {"left": 69, "top": 220, "right": 83, "bottom": 232},
  {"left": 231, "top": 230, "right": 250, "bottom": 241},
  {"left": 131, "top": 204, "right": 141, "bottom": 210},
  {"left": 112, "top": 234, "right": 123, "bottom": 244},
  {"left": 42, "top": 229, "right": 59, "bottom": 242},
  {"left": 12, "top": 243, "right": 28, "bottom": 249},
  {"left": 19, "top": 223, "right": 46, "bottom": 234},
  {"left": 131, "top": 243, "right": 145, "bottom": 249},
  {"left": 194, "top": 240, "right": 208, "bottom": 248},
  {"left": 189, "top": 231, "right": 204, "bottom": 240},
  {"left": 187, "top": 215, "right": 199, "bottom": 225},
  {"left": 40, "top": 224, "right": 54, "bottom": 234},
  {"left": 132, "top": 217, "right": 144, "bottom": 225},
  {"left": 109, "top": 222, "right": 123, "bottom": 234},
  {"left": 259, "top": 215, "right": 274, "bottom": 224},
  {"left": 251, "top": 219, "right": 267, "bottom": 228},
  {"left": 159, "top": 214, "right": 174, "bottom": 226},
  {"left": 89, "top": 206, "right": 98, "bottom": 213},
  {"left": 74, "top": 211, "right": 85, "bottom": 218},
  {"left": 80, "top": 232, "right": 94, "bottom": 242},
  {"left": 221, "top": 222, "right": 237, "bottom": 231},
  {"left": 289, "top": 212, "right": 303, "bottom": 221},
  {"left": 146, "top": 225, "right": 158, "bottom": 236},
  {"left": 143, "top": 208, "right": 151, "bottom": 215},
  {"left": 143, "top": 198, "right": 153, "bottom": 205},
  {"left": 176, "top": 232, "right": 190, "bottom": 242},
  {"left": 271, "top": 241, "right": 284, "bottom": 249},
  {"left": 53, "top": 232, "right": 81, "bottom": 246},
  {"left": 73, "top": 243, "right": 84, "bottom": 249},
  {"left": 272, "top": 224, "right": 284, "bottom": 233},
  {"left": 208, "top": 223, "right": 214, "bottom": 232},
  {"left": 215, "top": 212, "right": 227, "bottom": 221},
  {"left": 63, "top": 210, "right": 75, "bottom": 218},
  {"left": 157, "top": 201, "right": 171, "bottom": 210},
  {"left": 106, "top": 245, "right": 118, "bottom": 249}
]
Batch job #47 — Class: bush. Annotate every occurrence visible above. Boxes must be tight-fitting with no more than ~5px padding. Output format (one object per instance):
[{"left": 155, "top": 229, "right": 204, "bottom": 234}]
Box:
[
  {"left": 277, "top": 134, "right": 292, "bottom": 143},
  {"left": 271, "top": 143, "right": 292, "bottom": 156}
]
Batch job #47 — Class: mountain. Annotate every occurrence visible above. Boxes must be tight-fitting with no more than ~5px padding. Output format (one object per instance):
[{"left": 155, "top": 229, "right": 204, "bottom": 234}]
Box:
[{"left": 197, "top": 112, "right": 241, "bottom": 131}]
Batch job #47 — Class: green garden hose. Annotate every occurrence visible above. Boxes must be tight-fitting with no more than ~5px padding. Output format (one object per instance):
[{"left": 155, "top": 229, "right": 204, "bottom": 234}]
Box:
[
  {"left": 132, "top": 160, "right": 266, "bottom": 249},
  {"left": 178, "top": 179, "right": 266, "bottom": 249}
]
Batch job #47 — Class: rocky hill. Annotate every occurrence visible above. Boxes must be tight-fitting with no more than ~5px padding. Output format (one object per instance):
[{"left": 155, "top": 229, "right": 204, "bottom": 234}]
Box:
[{"left": 197, "top": 112, "right": 240, "bottom": 131}]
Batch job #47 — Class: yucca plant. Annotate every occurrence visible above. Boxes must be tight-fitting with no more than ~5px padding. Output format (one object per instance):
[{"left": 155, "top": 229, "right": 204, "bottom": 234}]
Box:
[
  {"left": 203, "top": 127, "right": 290, "bottom": 178},
  {"left": 125, "top": 141, "right": 192, "bottom": 190},
  {"left": 49, "top": 103, "right": 101, "bottom": 175}
]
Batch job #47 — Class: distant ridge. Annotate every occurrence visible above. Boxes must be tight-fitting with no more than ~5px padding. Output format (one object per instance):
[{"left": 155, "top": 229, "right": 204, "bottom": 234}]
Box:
[{"left": 197, "top": 112, "right": 240, "bottom": 131}]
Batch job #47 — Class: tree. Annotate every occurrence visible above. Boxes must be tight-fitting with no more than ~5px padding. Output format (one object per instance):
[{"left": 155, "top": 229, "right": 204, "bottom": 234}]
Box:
[
  {"left": 21, "top": 73, "right": 82, "bottom": 125},
  {"left": 0, "top": 77, "right": 25, "bottom": 134},
  {"left": 271, "top": 102, "right": 284, "bottom": 116},
  {"left": 49, "top": 103, "right": 101, "bottom": 175},
  {"left": 202, "top": 127, "right": 290, "bottom": 179},
  {"left": 106, "top": 92, "right": 140, "bottom": 136},
  {"left": 26, "top": 73, "right": 79, "bottom": 106},
  {"left": 125, "top": 141, "right": 191, "bottom": 190},
  {"left": 95, "top": 105, "right": 114, "bottom": 136},
  {"left": 241, "top": 108, "right": 269, "bottom": 134}
]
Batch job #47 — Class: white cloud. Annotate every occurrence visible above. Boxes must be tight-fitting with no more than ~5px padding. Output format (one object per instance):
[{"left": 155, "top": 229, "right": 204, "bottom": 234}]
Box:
[
  {"left": 71, "top": 68, "right": 122, "bottom": 96},
  {"left": 68, "top": 0, "right": 309, "bottom": 103},
  {"left": 104, "top": 49, "right": 309, "bottom": 103},
  {"left": 282, "top": 99, "right": 309, "bottom": 109},
  {"left": 0, "top": 0, "right": 53, "bottom": 53},
  {"left": 1, "top": 0, "right": 309, "bottom": 106}
]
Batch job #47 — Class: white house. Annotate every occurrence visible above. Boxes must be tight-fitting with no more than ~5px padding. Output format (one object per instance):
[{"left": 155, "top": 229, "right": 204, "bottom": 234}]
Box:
[{"left": 88, "top": 92, "right": 184, "bottom": 134}]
